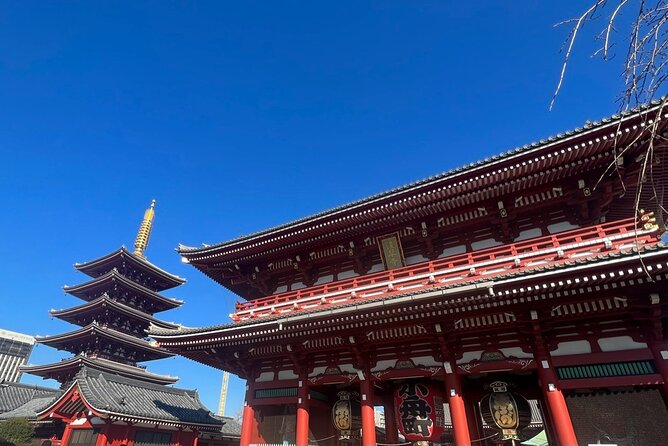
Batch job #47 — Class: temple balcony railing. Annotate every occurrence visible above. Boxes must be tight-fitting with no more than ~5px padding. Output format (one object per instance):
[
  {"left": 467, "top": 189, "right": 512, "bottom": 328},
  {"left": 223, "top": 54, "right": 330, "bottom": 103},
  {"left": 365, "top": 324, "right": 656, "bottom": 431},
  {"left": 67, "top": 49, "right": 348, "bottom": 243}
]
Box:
[{"left": 231, "top": 216, "right": 660, "bottom": 322}]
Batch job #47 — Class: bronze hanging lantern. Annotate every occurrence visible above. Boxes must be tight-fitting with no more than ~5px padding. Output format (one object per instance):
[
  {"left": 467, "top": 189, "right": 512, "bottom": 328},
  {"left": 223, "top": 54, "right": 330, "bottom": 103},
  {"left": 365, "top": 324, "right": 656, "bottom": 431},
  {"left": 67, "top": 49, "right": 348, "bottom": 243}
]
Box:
[
  {"left": 332, "top": 390, "right": 361, "bottom": 440},
  {"left": 480, "top": 381, "right": 531, "bottom": 442}
]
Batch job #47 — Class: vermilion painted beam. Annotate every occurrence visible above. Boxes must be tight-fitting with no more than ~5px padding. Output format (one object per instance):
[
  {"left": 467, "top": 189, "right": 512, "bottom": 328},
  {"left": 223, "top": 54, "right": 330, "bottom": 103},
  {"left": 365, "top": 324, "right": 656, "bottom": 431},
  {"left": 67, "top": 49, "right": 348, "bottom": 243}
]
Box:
[{"left": 232, "top": 218, "right": 656, "bottom": 321}]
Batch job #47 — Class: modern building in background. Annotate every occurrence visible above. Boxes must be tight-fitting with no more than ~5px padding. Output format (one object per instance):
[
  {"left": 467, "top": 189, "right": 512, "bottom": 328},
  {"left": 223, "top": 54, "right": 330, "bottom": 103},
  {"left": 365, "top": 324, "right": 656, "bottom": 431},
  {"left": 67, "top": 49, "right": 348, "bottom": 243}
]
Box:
[
  {"left": 0, "top": 328, "right": 35, "bottom": 382},
  {"left": 373, "top": 409, "right": 385, "bottom": 429}
]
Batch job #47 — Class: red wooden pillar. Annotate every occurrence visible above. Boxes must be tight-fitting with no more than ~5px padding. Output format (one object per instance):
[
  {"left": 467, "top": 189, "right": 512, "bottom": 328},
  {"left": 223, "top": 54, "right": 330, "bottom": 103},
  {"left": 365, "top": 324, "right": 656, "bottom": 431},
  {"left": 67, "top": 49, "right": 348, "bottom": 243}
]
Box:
[
  {"left": 643, "top": 312, "right": 668, "bottom": 406},
  {"left": 532, "top": 314, "right": 577, "bottom": 446},
  {"left": 463, "top": 396, "right": 480, "bottom": 445},
  {"left": 124, "top": 422, "right": 133, "bottom": 446},
  {"left": 360, "top": 372, "right": 376, "bottom": 446},
  {"left": 649, "top": 340, "right": 668, "bottom": 404},
  {"left": 95, "top": 424, "right": 108, "bottom": 446},
  {"left": 444, "top": 366, "right": 471, "bottom": 446},
  {"left": 383, "top": 394, "right": 399, "bottom": 445},
  {"left": 295, "top": 378, "right": 310, "bottom": 446},
  {"left": 61, "top": 424, "right": 74, "bottom": 446},
  {"left": 535, "top": 356, "right": 578, "bottom": 446},
  {"left": 240, "top": 381, "right": 257, "bottom": 446}
]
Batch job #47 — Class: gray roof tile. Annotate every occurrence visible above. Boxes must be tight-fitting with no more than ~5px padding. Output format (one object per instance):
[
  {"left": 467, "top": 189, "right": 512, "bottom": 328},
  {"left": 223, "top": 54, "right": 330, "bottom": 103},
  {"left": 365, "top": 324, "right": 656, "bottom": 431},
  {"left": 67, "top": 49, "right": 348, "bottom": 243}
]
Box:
[
  {"left": 0, "top": 395, "right": 62, "bottom": 420},
  {"left": 72, "top": 367, "right": 222, "bottom": 429},
  {"left": 0, "top": 382, "right": 60, "bottom": 414}
]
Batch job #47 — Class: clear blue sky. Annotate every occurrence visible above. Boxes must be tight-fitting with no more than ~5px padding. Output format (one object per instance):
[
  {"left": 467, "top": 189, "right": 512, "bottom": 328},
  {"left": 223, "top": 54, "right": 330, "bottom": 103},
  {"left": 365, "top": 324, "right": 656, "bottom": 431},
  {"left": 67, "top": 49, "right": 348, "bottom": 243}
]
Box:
[{"left": 0, "top": 1, "right": 630, "bottom": 415}]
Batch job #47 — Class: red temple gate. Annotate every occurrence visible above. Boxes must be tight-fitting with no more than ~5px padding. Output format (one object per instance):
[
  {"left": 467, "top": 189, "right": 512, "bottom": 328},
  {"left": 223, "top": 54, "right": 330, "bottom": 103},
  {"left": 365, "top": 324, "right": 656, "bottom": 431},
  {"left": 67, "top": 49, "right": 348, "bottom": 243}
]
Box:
[{"left": 152, "top": 103, "right": 668, "bottom": 445}]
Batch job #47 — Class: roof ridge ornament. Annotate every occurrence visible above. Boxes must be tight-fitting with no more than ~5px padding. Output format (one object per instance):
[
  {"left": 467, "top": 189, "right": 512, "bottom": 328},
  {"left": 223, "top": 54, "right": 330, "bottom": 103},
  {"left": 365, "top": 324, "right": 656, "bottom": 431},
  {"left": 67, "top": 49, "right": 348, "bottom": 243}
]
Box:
[{"left": 134, "top": 200, "right": 156, "bottom": 259}]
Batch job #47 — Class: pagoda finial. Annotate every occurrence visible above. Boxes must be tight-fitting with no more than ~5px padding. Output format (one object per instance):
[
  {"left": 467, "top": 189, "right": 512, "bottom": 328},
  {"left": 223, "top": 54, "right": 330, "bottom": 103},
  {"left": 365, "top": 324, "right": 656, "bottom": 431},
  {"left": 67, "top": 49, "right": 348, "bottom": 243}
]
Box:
[{"left": 134, "top": 199, "right": 156, "bottom": 258}]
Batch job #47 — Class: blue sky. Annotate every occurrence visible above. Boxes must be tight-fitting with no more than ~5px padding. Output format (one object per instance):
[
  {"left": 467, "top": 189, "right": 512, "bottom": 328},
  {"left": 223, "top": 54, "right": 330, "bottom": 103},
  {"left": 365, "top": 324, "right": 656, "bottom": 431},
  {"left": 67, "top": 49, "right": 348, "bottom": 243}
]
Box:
[{"left": 0, "top": 1, "right": 632, "bottom": 415}]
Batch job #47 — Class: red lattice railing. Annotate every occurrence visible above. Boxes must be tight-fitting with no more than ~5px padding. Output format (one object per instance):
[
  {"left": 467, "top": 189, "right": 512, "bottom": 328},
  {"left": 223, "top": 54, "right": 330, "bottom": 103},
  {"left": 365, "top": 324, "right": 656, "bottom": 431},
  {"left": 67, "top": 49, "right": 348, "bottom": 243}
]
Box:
[{"left": 231, "top": 217, "right": 659, "bottom": 322}]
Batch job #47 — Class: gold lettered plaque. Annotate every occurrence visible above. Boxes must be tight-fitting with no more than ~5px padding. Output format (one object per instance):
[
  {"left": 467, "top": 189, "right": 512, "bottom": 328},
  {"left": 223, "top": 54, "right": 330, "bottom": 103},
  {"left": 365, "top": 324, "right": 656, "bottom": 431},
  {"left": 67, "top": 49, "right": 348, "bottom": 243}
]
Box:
[{"left": 377, "top": 232, "right": 406, "bottom": 270}]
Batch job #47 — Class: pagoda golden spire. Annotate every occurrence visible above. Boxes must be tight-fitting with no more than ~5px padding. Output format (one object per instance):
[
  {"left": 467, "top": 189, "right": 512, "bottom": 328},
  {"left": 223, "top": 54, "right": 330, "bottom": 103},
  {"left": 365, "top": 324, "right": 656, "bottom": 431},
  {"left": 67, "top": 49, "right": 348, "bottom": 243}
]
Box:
[{"left": 134, "top": 199, "right": 156, "bottom": 258}]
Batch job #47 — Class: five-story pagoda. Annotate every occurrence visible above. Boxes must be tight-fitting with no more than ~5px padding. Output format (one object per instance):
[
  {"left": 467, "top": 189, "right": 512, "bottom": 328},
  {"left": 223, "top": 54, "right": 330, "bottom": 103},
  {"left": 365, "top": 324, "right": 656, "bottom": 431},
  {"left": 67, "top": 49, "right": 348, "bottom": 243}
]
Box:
[{"left": 22, "top": 200, "right": 185, "bottom": 386}]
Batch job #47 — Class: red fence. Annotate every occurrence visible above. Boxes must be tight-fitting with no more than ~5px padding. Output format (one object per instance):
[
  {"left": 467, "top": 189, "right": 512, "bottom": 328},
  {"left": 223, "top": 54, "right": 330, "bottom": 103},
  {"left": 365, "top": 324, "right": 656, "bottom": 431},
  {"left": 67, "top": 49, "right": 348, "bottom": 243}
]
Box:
[{"left": 232, "top": 217, "right": 658, "bottom": 322}]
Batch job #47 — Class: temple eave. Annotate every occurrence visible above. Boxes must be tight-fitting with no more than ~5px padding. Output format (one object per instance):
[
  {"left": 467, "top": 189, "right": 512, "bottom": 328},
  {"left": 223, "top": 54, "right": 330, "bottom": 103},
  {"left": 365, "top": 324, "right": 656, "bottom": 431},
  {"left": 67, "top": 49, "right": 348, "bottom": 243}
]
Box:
[
  {"left": 21, "top": 356, "right": 179, "bottom": 385},
  {"left": 49, "top": 296, "right": 180, "bottom": 330},
  {"left": 36, "top": 324, "right": 174, "bottom": 361},
  {"left": 63, "top": 270, "right": 184, "bottom": 312},
  {"left": 74, "top": 247, "right": 186, "bottom": 291}
]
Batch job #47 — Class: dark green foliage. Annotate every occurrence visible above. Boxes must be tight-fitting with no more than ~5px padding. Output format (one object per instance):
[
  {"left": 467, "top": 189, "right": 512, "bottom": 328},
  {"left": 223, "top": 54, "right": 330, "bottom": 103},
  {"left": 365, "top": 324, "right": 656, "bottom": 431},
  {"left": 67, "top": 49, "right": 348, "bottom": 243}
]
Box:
[{"left": 0, "top": 418, "right": 35, "bottom": 445}]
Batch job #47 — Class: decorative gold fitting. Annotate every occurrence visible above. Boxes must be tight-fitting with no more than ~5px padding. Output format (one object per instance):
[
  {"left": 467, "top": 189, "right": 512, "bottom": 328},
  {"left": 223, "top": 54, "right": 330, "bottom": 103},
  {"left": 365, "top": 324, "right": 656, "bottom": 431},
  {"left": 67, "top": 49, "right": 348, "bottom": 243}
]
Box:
[{"left": 134, "top": 199, "right": 156, "bottom": 258}]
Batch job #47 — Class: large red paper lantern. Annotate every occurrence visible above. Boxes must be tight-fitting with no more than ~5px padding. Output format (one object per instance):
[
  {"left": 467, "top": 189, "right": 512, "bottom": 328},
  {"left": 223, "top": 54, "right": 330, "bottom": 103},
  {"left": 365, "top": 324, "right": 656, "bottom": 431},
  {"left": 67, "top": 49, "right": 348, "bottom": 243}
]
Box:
[{"left": 394, "top": 381, "right": 445, "bottom": 442}]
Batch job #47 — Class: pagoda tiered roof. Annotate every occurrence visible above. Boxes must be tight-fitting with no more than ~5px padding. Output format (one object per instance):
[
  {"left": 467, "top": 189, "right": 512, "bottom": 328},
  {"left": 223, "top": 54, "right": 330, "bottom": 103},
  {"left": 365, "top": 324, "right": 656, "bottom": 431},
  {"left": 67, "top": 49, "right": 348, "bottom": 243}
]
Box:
[
  {"left": 25, "top": 202, "right": 191, "bottom": 391},
  {"left": 63, "top": 269, "right": 183, "bottom": 314},
  {"left": 75, "top": 247, "right": 186, "bottom": 292},
  {"left": 50, "top": 295, "right": 179, "bottom": 334},
  {"left": 21, "top": 354, "right": 179, "bottom": 386},
  {"left": 36, "top": 322, "right": 174, "bottom": 363}
]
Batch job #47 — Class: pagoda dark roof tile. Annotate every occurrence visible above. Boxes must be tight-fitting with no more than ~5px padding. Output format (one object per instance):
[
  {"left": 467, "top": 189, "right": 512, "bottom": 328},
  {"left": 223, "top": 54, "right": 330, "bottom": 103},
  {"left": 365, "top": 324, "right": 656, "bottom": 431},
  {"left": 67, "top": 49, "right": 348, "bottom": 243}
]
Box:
[
  {"left": 75, "top": 247, "right": 186, "bottom": 290},
  {"left": 47, "top": 367, "right": 222, "bottom": 428},
  {"left": 36, "top": 323, "right": 174, "bottom": 360},
  {"left": 151, "top": 242, "right": 668, "bottom": 338},
  {"left": 178, "top": 98, "right": 667, "bottom": 256},
  {"left": 21, "top": 355, "right": 179, "bottom": 385},
  {"left": 0, "top": 382, "right": 61, "bottom": 414},
  {"left": 50, "top": 296, "right": 179, "bottom": 330},
  {"left": 64, "top": 270, "right": 184, "bottom": 311}
]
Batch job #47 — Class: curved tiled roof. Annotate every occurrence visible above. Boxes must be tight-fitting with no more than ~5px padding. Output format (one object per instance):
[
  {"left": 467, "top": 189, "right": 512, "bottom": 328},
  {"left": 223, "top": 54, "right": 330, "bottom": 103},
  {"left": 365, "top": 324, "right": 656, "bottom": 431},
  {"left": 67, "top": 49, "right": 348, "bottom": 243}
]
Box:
[
  {"left": 39, "top": 367, "right": 222, "bottom": 429},
  {"left": 0, "top": 382, "right": 60, "bottom": 414},
  {"left": 0, "top": 395, "right": 61, "bottom": 420},
  {"left": 178, "top": 98, "right": 667, "bottom": 256},
  {"left": 36, "top": 322, "right": 174, "bottom": 361},
  {"left": 64, "top": 270, "right": 184, "bottom": 312},
  {"left": 216, "top": 416, "right": 241, "bottom": 436},
  {"left": 21, "top": 354, "right": 179, "bottom": 386},
  {"left": 50, "top": 295, "right": 179, "bottom": 331},
  {"left": 75, "top": 247, "right": 186, "bottom": 291}
]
